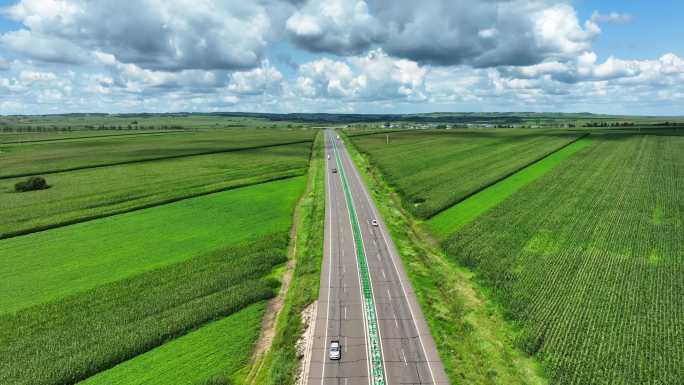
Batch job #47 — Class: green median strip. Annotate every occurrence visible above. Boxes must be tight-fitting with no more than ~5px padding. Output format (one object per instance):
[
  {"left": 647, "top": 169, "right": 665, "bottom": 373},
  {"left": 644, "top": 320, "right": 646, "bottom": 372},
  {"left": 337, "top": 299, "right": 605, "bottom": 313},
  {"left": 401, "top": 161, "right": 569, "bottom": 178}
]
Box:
[
  {"left": 331, "top": 137, "right": 386, "bottom": 385},
  {"left": 426, "top": 137, "right": 593, "bottom": 239}
]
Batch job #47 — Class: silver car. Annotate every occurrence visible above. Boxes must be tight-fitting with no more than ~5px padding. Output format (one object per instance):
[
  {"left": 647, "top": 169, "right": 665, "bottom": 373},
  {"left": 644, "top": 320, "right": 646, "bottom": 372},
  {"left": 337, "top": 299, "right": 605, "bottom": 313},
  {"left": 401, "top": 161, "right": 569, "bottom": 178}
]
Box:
[{"left": 329, "top": 340, "right": 341, "bottom": 360}]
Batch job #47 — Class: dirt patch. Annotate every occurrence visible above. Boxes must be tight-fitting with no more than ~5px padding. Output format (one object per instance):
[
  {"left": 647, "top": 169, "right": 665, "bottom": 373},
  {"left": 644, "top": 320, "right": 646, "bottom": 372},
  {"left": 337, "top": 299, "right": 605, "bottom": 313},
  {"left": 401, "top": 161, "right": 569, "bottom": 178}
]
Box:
[{"left": 296, "top": 301, "right": 317, "bottom": 385}]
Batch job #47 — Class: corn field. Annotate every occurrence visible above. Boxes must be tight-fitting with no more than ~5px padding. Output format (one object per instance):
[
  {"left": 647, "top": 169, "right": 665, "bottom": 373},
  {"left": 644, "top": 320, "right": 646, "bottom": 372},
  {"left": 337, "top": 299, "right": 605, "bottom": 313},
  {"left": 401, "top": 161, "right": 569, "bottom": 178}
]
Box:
[{"left": 445, "top": 133, "right": 684, "bottom": 384}]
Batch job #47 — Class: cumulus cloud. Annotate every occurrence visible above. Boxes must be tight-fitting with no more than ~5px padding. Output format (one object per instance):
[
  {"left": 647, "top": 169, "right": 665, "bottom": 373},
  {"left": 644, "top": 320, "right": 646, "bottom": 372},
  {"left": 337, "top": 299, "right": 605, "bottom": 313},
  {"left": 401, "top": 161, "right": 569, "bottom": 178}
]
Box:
[
  {"left": 2, "top": 0, "right": 271, "bottom": 71},
  {"left": 228, "top": 60, "right": 283, "bottom": 95},
  {"left": 591, "top": 11, "right": 632, "bottom": 25},
  {"left": 286, "top": 0, "right": 599, "bottom": 67},
  {"left": 286, "top": 0, "right": 383, "bottom": 55},
  {"left": 295, "top": 49, "right": 426, "bottom": 101}
]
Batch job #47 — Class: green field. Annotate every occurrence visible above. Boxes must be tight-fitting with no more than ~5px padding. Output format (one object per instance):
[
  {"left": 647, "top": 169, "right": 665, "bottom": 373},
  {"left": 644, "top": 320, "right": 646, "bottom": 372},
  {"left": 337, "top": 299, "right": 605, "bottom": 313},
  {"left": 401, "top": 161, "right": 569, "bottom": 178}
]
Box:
[
  {"left": 80, "top": 303, "right": 266, "bottom": 385},
  {"left": 0, "top": 176, "right": 306, "bottom": 314},
  {"left": 0, "top": 236, "right": 284, "bottom": 385},
  {"left": 426, "top": 138, "right": 593, "bottom": 238},
  {"left": 347, "top": 129, "right": 582, "bottom": 218},
  {"left": 0, "top": 141, "right": 311, "bottom": 237},
  {"left": 0, "top": 128, "right": 315, "bottom": 178},
  {"left": 444, "top": 134, "right": 684, "bottom": 384}
]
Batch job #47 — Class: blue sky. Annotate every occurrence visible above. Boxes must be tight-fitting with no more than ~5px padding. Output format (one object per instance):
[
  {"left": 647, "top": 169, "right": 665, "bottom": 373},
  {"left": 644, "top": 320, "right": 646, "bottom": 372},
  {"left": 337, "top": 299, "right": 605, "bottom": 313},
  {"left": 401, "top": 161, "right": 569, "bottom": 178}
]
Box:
[{"left": 0, "top": 0, "right": 681, "bottom": 115}]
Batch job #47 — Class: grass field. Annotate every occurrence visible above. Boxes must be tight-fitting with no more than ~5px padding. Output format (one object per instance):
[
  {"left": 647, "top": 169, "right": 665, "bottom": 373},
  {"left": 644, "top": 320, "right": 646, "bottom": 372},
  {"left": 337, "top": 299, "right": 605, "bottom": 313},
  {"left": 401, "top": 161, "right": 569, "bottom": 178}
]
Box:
[
  {"left": 0, "top": 141, "right": 311, "bottom": 237},
  {"left": 347, "top": 129, "right": 582, "bottom": 219},
  {"left": 79, "top": 302, "right": 266, "bottom": 385},
  {"left": 444, "top": 134, "right": 684, "bottom": 384},
  {"left": 0, "top": 176, "right": 306, "bottom": 314},
  {"left": 426, "top": 138, "right": 593, "bottom": 238},
  {"left": 0, "top": 236, "right": 284, "bottom": 385},
  {"left": 0, "top": 128, "right": 315, "bottom": 178},
  {"left": 0, "top": 129, "right": 185, "bottom": 144}
]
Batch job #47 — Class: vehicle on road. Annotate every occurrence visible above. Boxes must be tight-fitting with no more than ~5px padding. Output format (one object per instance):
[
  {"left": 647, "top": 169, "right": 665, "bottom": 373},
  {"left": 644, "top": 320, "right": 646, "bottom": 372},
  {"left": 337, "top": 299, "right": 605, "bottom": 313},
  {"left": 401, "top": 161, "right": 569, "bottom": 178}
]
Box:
[
  {"left": 329, "top": 340, "right": 341, "bottom": 360},
  {"left": 371, "top": 219, "right": 379, "bottom": 227},
  {"left": 328, "top": 154, "right": 330, "bottom": 160},
  {"left": 332, "top": 168, "right": 337, "bottom": 173}
]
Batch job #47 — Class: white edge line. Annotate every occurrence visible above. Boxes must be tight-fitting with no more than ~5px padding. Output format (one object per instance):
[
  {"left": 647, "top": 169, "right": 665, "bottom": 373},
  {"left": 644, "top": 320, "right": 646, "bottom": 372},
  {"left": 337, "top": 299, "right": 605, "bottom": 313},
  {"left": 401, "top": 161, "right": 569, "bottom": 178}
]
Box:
[
  {"left": 332, "top": 132, "right": 373, "bottom": 385},
  {"left": 339, "top": 135, "right": 439, "bottom": 385},
  {"left": 334, "top": 135, "right": 389, "bottom": 385}
]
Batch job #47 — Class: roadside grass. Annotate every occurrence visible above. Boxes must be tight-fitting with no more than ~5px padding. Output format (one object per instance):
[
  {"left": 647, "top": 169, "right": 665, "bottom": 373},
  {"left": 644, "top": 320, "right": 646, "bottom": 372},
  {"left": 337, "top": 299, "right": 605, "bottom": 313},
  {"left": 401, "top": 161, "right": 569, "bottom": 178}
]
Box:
[
  {"left": 444, "top": 134, "right": 684, "bottom": 384},
  {"left": 348, "top": 129, "right": 581, "bottom": 219},
  {"left": 79, "top": 302, "right": 267, "bottom": 385},
  {"left": 0, "top": 236, "right": 285, "bottom": 385},
  {"left": 0, "top": 127, "right": 315, "bottom": 178},
  {"left": 426, "top": 137, "right": 593, "bottom": 239},
  {"left": 0, "top": 176, "right": 306, "bottom": 314},
  {"left": 247, "top": 130, "right": 326, "bottom": 385},
  {"left": 342, "top": 131, "right": 548, "bottom": 385},
  {"left": 0, "top": 141, "right": 311, "bottom": 238}
]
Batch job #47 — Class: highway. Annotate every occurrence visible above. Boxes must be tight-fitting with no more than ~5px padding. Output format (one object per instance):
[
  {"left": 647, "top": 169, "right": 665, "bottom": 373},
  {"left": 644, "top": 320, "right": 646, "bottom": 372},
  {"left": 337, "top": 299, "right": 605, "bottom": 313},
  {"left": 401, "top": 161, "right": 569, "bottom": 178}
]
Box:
[{"left": 307, "top": 130, "right": 449, "bottom": 385}]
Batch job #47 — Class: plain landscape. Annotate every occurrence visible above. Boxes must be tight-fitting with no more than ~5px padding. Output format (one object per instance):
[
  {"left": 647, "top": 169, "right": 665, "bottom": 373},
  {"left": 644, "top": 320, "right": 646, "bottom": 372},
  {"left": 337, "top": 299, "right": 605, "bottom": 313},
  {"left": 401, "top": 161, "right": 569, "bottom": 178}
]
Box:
[{"left": 1, "top": 112, "right": 683, "bottom": 385}]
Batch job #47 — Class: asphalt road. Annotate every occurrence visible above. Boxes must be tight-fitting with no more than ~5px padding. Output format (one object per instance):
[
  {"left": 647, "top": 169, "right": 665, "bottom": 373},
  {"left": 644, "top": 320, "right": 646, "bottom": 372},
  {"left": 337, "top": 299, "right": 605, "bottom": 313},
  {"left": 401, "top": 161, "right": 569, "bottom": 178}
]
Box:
[{"left": 307, "top": 130, "right": 449, "bottom": 385}]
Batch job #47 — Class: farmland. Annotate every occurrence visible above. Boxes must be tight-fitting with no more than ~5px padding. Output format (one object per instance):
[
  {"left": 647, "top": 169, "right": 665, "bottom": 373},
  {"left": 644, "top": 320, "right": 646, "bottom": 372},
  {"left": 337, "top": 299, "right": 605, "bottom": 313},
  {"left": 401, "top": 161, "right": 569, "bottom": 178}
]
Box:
[
  {"left": 80, "top": 303, "right": 266, "bottom": 385},
  {"left": 0, "top": 141, "right": 312, "bottom": 237},
  {"left": 347, "top": 129, "right": 583, "bottom": 218},
  {"left": 444, "top": 133, "right": 684, "bottom": 384},
  {"left": 0, "top": 117, "right": 322, "bottom": 385},
  {"left": 0, "top": 175, "right": 305, "bottom": 314},
  {"left": 0, "top": 128, "right": 315, "bottom": 178}
]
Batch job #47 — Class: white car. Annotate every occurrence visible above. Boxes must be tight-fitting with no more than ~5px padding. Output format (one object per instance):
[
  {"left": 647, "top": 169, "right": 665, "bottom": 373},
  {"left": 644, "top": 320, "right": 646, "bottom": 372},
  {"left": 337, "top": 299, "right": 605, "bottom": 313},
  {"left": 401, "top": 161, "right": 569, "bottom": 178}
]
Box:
[
  {"left": 329, "top": 340, "right": 341, "bottom": 360},
  {"left": 371, "top": 219, "right": 379, "bottom": 227}
]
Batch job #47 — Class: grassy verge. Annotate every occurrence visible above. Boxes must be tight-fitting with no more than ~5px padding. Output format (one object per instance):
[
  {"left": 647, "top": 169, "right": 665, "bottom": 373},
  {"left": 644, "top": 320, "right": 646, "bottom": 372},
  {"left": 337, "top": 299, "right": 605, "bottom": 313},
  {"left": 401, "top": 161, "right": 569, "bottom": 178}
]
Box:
[
  {"left": 80, "top": 302, "right": 267, "bottom": 385},
  {"left": 341, "top": 131, "right": 548, "bottom": 385},
  {"left": 426, "top": 137, "right": 593, "bottom": 238},
  {"left": 246, "top": 130, "right": 326, "bottom": 385},
  {"left": 0, "top": 176, "right": 306, "bottom": 314},
  {"left": 0, "top": 236, "right": 286, "bottom": 385}
]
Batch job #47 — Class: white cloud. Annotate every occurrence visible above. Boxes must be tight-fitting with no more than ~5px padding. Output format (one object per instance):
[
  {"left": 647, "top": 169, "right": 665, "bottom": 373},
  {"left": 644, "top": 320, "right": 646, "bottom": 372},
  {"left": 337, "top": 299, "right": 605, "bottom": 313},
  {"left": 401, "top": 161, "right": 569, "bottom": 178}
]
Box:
[
  {"left": 3, "top": 0, "right": 272, "bottom": 70},
  {"left": 287, "top": 0, "right": 599, "bottom": 67},
  {"left": 591, "top": 11, "right": 632, "bottom": 25},
  {"left": 19, "top": 70, "right": 57, "bottom": 83},
  {"left": 286, "top": 0, "right": 383, "bottom": 55},
  {"left": 228, "top": 60, "right": 283, "bottom": 95},
  {"left": 295, "top": 49, "right": 426, "bottom": 101}
]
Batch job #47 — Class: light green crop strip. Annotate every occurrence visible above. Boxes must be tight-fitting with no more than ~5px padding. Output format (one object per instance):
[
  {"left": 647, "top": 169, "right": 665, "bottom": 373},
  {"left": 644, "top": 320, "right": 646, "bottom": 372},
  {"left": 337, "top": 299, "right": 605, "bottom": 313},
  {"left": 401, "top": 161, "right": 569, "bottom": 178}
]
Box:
[{"left": 332, "top": 136, "right": 386, "bottom": 385}]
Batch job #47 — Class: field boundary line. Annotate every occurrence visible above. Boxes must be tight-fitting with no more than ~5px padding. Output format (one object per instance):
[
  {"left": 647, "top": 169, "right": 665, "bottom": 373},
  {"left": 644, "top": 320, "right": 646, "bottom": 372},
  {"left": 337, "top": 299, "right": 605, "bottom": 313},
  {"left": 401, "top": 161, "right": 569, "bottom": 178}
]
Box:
[
  {"left": 0, "top": 172, "right": 305, "bottom": 240},
  {"left": 423, "top": 132, "right": 591, "bottom": 220},
  {"left": 0, "top": 138, "right": 315, "bottom": 180},
  {"left": 0, "top": 130, "right": 189, "bottom": 145}
]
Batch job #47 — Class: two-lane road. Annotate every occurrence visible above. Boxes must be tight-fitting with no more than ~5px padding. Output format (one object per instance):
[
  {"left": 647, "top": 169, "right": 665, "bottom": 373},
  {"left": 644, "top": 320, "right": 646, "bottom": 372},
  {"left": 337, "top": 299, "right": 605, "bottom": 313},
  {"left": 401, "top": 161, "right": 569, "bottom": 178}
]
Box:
[{"left": 307, "top": 130, "right": 449, "bottom": 385}]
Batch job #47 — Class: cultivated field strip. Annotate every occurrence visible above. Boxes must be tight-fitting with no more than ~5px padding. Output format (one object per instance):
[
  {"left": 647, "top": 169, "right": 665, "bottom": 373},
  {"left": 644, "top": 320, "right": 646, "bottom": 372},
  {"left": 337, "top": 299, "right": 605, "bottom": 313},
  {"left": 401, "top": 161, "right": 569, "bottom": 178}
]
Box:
[
  {"left": 0, "top": 141, "right": 312, "bottom": 238},
  {"left": 0, "top": 128, "right": 315, "bottom": 178},
  {"left": 445, "top": 134, "right": 684, "bottom": 385},
  {"left": 0, "top": 237, "right": 285, "bottom": 385},
  {"left": 79, "top": 302, "right": 267, "bottom": 385},
  {"left": 0, "top": 176, "right": 306, "bottom": 314},
  {"left": 348, "top": 129, "right": 581, "bottom": 219}
]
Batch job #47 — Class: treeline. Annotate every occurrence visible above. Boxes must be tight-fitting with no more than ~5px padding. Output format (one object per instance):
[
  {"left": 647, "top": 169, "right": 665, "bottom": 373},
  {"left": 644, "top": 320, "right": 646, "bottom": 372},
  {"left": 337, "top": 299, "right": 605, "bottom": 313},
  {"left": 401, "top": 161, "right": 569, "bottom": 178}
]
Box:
[{"left": 0, "top": 124, "right": 187, "bottom": 132}]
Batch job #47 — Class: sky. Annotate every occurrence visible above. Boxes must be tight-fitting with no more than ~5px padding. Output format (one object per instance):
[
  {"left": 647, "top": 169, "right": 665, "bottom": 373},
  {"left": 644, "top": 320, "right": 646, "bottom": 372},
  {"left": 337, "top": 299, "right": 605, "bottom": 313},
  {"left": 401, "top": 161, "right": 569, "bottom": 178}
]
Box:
[{"left": 0, "top": 0, "right": 681, "bottom": 115}]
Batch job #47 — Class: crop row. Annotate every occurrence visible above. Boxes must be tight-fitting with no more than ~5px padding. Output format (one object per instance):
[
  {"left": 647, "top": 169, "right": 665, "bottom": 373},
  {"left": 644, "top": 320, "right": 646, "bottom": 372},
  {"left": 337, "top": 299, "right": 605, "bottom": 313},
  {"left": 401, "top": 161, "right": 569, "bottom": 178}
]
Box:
[
  {"left": 0, "top": 234, "right": 288, "bottom": 385},
  {"left": 0, "top": 127, "right": 316, "bottom": 178},
  {"left": 349, "top": 129, "right": 581, "bottom": 219},
  {"left": 0, "top": 142, "right": 311, "bottom": 238},
  {"left": 444, "top": 134, "right": 684, "bottom": 384}
]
